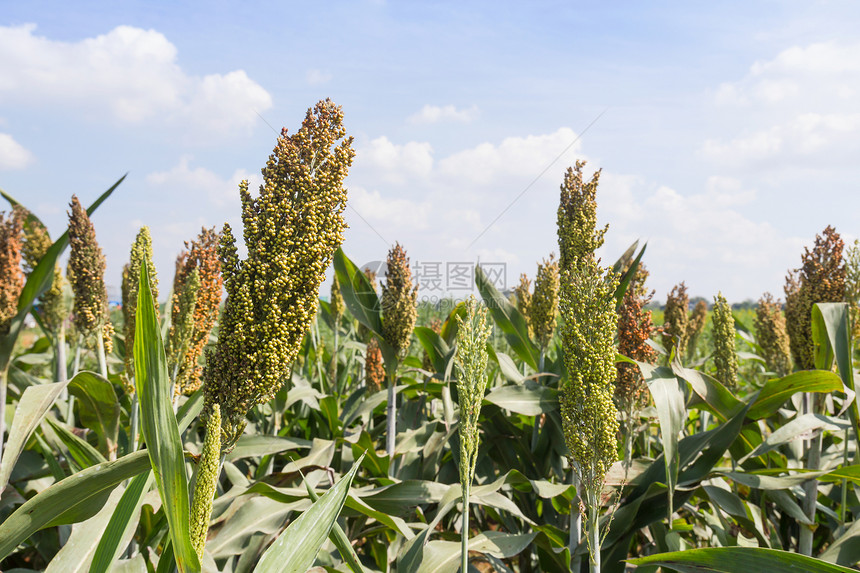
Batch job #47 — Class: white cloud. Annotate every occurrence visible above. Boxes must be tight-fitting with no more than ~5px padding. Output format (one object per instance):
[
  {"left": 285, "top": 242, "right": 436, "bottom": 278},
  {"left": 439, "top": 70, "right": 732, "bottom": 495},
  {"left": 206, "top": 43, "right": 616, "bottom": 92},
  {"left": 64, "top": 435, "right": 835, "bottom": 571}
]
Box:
[
  {"left": 0, "top": 133, "right": 34, "bottom": 170},
  {"left": 306, "top": 69, "right": 333, "bottom": 85},
  {"left": 0, "top": 24, "right": 272, "bottom": 137},
  {"left": 350, "top": 186, "right": 431, "bottom": 231},
  {"left": 359, "top": 136, "right": 434, "bottom": 183},
  {"left": 408, "top": 104, "right": 479, "bottom": 124},
  {"left": 146, "top": 157, "right": 261, "bottom": 207}
]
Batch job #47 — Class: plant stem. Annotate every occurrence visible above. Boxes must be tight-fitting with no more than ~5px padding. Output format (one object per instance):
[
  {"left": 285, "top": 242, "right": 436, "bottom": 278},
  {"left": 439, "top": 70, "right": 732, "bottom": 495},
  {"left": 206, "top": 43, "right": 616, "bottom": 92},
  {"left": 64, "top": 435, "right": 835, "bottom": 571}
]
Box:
[
  {"left": 0, "top": 366, "right": 8, "bottom": 463},
  {"left": 129, "top": 392, "right": 139, "bottom": 453},
  {"left": 569, "top": 468, "right": 582, "bottom": 572},
  {"left": 800, "top": 393, "right": 821, "bottom": 555},
  {"left": 461, "top": 480, "right": 470, "bottom": 573},
  {"left": 588, "top": 498, "right": 601, "bottom": 573},
  {"left": 386, "top": 369, "right": 397, "bottom": 464},
  {"left": 531, "top": 348, "right": 546, "bottom": 451},
  {"left": 96, "top": 329, "right": 108, "bottom": 379}
]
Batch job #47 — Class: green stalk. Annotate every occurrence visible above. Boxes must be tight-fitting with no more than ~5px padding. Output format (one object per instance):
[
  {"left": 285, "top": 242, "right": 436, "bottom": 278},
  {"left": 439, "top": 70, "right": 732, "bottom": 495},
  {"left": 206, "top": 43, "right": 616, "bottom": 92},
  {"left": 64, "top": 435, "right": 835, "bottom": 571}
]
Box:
[
  {"left": 841, "top": 428, "right": 850, "bottom": 527},
  {"left": 461, "top": 480, "right": 470, "bottom": 573},
  {"left": 0, "top": 365, "right": 8, "bottom": 463},
  {"left": 799, "top": 393, "right": 821, "bottom": 555},
  {"left": 386, "top": 368, "right": 397, "bottom": 461},
  {"left": 569, "top": 468, "right": 582, "bottom": 572},
  {"left": 588, "top": 495, "right": 601, "bottom": 573},
  {"left": 96, "top": 328, "right": 108, "bottom": 379},
  {"left": 531, "top": 348, "right": 546, "bottom": 451}
]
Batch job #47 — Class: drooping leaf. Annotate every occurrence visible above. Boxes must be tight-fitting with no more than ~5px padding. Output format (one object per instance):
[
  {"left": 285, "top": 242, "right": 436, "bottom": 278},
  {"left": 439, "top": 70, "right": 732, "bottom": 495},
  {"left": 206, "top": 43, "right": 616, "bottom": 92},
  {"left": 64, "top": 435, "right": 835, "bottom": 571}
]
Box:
[
  {"left": 627, "top": 546, "right": 856, "bottom": 572},
  {"left": 68, "top": 371, "right": 120, "bottom": 458},
  {"left": 475, "top": 265, "right": 539, "bottom": 370}
]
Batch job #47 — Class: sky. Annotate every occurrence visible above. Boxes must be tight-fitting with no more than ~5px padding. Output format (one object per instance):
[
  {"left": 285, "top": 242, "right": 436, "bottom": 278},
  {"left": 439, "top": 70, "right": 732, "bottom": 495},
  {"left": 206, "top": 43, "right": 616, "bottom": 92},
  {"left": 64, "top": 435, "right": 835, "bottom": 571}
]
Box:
[{"left": 2, "top": 1, "right": 860, "bottom": 304}]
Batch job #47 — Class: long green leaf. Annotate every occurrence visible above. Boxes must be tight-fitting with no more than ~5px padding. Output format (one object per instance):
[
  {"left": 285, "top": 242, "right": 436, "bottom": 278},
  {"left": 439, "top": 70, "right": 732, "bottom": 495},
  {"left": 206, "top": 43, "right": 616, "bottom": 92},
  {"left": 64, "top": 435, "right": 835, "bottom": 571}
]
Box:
[
  {"left": 133, "top": 259, "right": 200, "bottom": 573},
  {"left": 628, "top": 547, "right": 856, "bottom": 572},
  {"left": 333, "top": 248, "right": 383, "bottom": 335},
  {"left": 68, "top": 371, "right": 120, "bottom": 458},
  {"left": 303, "top": 472, "right": 366, "bottom": 572},
  {"left": 747, "top": 370, "right": 844, "bottom": 420},
  {"left": 475, "top": 265, "right": 539, "bottom": 370},
  {"left": 0, "top": 380, "right": 67, "bottom": 494},
  {"left": 0, "top": 450, "right": 149, "bottom": 561},
  {"left": 254, "top": 454, "right": 364, "bottom": 573}
]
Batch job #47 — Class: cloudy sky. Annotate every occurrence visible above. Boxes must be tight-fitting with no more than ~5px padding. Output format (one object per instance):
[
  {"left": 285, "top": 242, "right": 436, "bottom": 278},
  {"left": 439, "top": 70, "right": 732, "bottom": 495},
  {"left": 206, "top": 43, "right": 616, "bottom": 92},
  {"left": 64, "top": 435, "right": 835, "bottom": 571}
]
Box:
[{"left": 2, "top": 1, "right": 860, "bottom": 304}]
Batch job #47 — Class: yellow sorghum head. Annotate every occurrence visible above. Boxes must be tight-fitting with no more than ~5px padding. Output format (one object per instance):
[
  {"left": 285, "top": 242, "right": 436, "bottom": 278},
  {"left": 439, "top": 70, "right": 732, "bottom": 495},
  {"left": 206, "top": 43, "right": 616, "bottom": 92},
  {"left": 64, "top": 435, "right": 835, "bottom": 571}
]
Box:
[
  {"left": 20, "top": 211, "right": 51, "bottom": 274},
  {"left": 67, "top": 196, "right": 109, "bottom": 338},
  {"left": 121, "top": 227, "right": 159, "bottom": 378},
  {"left": 686, "top": 299, "right": 708, "bottom": 357},
  {"left": 455, "top": 295, "right": 492, "bottom": 487},
  {"left": 513, "top": 273, "right": 532, "bottom": 335},
  {"left": 331, "top": 273, "right": 345, "bottom": 322},
  {"left": 755, "top": 292, "right": 792, "bottom": 377},
  {"left": 365, "top": 337, "right": 384, "bottom": 393},
  {"left": 169, "top": 227, "right": 223, "bottom": 396},
  {"left": 203, "top": 99, "right": 354, "bottom": 439},
  {"left": 615, "top": 264, "right": 657, "bottom": 412},
  {"left": 785, "top": 225, "right": 845, "bottom": 370},
  {"left": 557, "top": 160, "right": 607, "bottom": 273},
  {"left": 556, "top": 159, "right": 619, "bottom": 493},
  {"left": 558, "top": 257, "right": 620, "bottom": 493},
  {"left": 0, "top": 207, "right": 25, "bottom": 334},
  {"left": 530, "top": 254, "right": 560, "bottom": 350},
  {"left": 381, "top": 242, "right": 418, "bottom": 357},
  {"left": 712, "top": 292, "right": 738, "bottom": 389},
  {"left": 661, "top": 282, "right": 689, "bottom": 356}
]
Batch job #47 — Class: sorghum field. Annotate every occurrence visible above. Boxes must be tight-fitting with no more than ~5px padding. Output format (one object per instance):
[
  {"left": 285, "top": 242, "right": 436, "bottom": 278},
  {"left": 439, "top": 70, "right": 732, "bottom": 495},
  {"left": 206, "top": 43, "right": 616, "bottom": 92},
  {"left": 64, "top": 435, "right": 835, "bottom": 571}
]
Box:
[{"left": 1, "top": 99, "right": 860, "bottom": 573}]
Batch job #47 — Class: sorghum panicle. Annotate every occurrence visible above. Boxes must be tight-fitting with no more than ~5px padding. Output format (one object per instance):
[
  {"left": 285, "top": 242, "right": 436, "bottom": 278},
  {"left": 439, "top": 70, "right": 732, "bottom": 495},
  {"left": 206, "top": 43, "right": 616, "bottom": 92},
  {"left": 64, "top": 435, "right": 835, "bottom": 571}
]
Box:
[
  {"left": 169, "top": 227, "right": 222, "bottom": 396},
  {"left": 20, "top": 212, "right": 66, "bottom": 333},
  {"left": 455, "top": 296, "right": 492, "bottom": 487},
  {"left": 121, "top": 227, "right": 159, "bottom": 379},
  {"left": 661, "top": 283, "right": 689, "bottom": 357},
  {"left": 513, "top": 273, "right": 532, "bottom": 336},
  {"left": 190, "top": 403, "right": 221, "bottom": 560},
  {"left": 557, "top": 160, "right": 607, "bottom": 272},
  {"left": 531, "top": 254, "right": 560, "bottom": 351},
  {"left": 67, "top": 196, "right": 111, "bottom": 346},
  {"left": 785, "top": 226, "right": 845, "bottom": 370},
  {"left": 0, "top": 207, "right": 25, "bottom": 334},
  {"left": 686, "top": 299, "right": 708, "bottom": 357},
  {"left": 712, "top": 292, "right": 738, "bottom": 389},
  {"left": 755, "top": 292, "right": 792, "bottom": 377},
  {"left": 331, "top": 273, "right": 345, "bottom": 323},
  {"left": 615, "top": 264, "right": 657, "bottom": 411},
  {"left": 381, "top": 243, "right": 418, "bottom": 357},
  {"left": 846, "top": 240, "right": 860, "bottom": 340},
  {"left": 365, "top": 337, "right": 384, "bottom": 393},
  {"left": 20, "top": 211, "right": 50, "bottom": 274},
  {"left": 203, "top": 99, "right": 354, "bottom": 440}
]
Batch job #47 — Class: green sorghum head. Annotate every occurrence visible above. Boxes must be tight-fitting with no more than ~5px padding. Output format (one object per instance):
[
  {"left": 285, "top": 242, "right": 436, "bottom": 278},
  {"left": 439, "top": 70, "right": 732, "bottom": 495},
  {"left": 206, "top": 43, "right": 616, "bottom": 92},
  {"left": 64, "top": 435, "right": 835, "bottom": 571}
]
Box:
[
  {"left": 122, "top": 227, "right": 159, "bottom": 378},
  {"left": 0, "top": 207, "right": 25, "bottom": 334},
  {"left": 67, "top": 195, "right": 109, "bottom": 338},
  {"left": 559, "top": 256, "right": 619, "bottom": 493},
  {"left": 381, "top": 242, "right": 418, "bottom": 357},
  {"left": 18, "top": 211, "right": 67, "bottom": 334},
  {"left": 846, "top": 239, "right": 860, "bottom": 340},
  {"left": 754, "top": 292, "right": 792, "bottom": 377},
  {"left": 686, "top": 299, "right": 708, "bottom": 357},
  {"left": 455, "top": 295, "right": 492, "bottom": 487},
  {"left": 190, "top": 402, "right": 221, "bottom": 560},
  {"left": 661, "top": 283, "right": 689, "bottom": 357},
  {"left": 331, "top": 273, "right": 345, "bottom": 322},
  {"left": 785, "top": 225, "right": 845, "bottom": 370},
  {"left": 557, "top": 160, "right": 607, "bottom": 273},
  {"left": 203, "top": 99, "right": 354, "bottom": 440},
  {"left": 712, "top": 292, "right": 738, "bottom": 389},
  {"left": 530, "top": 254, "right": 560, "bottom": 351},
  {"left": 20, "top": 211, "right": 50, "bottom": 274},
  {"left": 170, "top": 227, "right": 222, "bottom": 397},
  {"left": 513, "top": 273, "right": 532, "bottom": 335}
]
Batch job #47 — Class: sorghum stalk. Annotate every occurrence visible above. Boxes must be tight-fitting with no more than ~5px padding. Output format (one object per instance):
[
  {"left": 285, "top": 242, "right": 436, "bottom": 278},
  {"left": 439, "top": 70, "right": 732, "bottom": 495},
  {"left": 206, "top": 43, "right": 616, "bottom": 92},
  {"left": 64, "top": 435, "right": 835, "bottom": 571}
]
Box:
[
  {"left": 454, "top": 296, "right": 492, "bottom": 573},
  {"left": 0, "top": 207, "right": 25, "bottom": 463},
  {"left": 712, "top": 293, "right": 738, "bottom": 389},
  {"left": 330, "top": 273, "right": 345, "bottom": 393},
  {"left": 557, "top": 160, "right": 619, "bottom": 573},
  {"left": 380, "top": 242, "right": 418, "bottom": 460}
]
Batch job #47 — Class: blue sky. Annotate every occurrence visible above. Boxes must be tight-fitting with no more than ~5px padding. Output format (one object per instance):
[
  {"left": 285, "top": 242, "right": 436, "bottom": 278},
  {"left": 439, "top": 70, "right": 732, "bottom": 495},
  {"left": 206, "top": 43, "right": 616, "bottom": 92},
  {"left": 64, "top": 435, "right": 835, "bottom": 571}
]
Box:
[{"left": 2, "top": 1, "right": 860, "bottom": 303}]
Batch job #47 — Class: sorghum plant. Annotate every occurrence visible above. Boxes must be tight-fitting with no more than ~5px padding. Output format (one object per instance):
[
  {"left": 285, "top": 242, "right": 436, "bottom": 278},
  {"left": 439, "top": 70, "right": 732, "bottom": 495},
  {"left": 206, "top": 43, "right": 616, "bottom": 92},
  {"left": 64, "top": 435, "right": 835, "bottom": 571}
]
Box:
[
  {"left": 380, "top": 242, "right": 417, "bottom": 458},
  {"left": 712, "top": 293, "right": 738, "bottom": 389},
  {"left": 846, "top": 239, "right": 860, "bottom": 341},
  {"left": 67, "top": 195, "right": 113, "bottom": 377},
  {"left": 754, "top": 293, "right": 791, "bottom": 377},
  {"left": 686, "top": 299, "right": 708, "bottom": 359},
  {"left": 661, "top": 283, "right": 689, "bottom": 359},
  {"left": 454, "top": 296, "right": 492, "bottom": 573},
  {"left": 121, "top": 226, "right": 158, "bottom": 385},
  {"left": 785, "top": 225, "right": 845, "bottom": 371},
  {"left": 531, "top": 254, "right": 560, "bottom": 356},
  {"left": 0, "top": 207, "right": 24, "bottom": 463},
  {"left": 513, "top": 273, "right": 532, "bottom": 336},
  {"left": 168, "top": 227, "right": 222, "bottom": 397},
  {"left": 365, "top": 337, "right": 384, "bottom": 393},
  {"left": 557, "top": 160, "right": 619, "bottom": 573}
]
